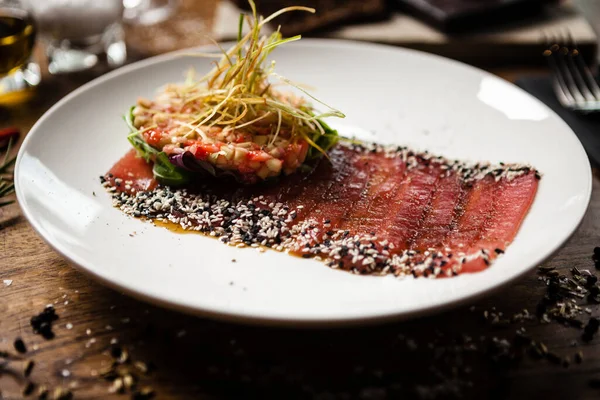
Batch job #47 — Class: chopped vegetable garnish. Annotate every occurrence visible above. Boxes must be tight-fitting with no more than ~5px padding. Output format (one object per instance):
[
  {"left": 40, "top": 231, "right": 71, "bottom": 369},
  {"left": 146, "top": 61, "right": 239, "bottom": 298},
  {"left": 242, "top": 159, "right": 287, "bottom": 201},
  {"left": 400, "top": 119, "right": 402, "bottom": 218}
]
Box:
[{"left": 126, "top": 0, "right": 344, "bottom": 184}]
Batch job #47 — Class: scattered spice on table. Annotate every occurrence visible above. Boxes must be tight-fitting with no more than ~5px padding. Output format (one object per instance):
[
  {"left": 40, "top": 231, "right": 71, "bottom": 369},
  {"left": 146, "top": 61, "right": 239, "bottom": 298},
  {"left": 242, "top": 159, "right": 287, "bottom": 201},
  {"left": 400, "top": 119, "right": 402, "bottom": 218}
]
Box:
[
  {"left": 37, "top": 385, "right": 49, "bottom": 399},
  {"left": 22, "top": 381, "right": 35, "bottom": 396},
  {"left": 14, "top": 337, "right": 27, "bottom": 354},
  {"left": 53, "top": 387, "right": 73, "bottom": 400},
  {"left": 30, "top": 305, "right": 59, "bottom": 339},
  {"left": 23, "top": 359, "right": 35, "bottom": 377},
  {"left": 98, "top": 342, "right": 155, "bottom": 397},
  {"left": 3, "top": 247, "right": 600, "bottom": 398}
]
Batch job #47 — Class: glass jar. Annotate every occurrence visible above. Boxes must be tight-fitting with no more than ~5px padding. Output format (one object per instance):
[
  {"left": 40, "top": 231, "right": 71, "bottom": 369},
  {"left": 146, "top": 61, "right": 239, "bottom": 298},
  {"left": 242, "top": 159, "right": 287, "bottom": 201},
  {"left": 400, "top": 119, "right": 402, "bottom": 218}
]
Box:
[
  {"left": 26, "top": 0, "right": 127, "bottom": 74},
  {"left": 0, "top": 0, "right": 40, "bottom": 104}
]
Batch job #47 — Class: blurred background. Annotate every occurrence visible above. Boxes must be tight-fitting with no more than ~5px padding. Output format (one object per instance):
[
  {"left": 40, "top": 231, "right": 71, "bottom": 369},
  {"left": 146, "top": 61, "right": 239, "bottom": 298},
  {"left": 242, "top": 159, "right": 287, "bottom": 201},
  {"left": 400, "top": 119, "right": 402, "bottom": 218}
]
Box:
[
  {"left": 3, "top": 2, "right": 600, "bottom": 399},
  {"left": 1, "top": 0, "right": 599, "bottom": 107}
]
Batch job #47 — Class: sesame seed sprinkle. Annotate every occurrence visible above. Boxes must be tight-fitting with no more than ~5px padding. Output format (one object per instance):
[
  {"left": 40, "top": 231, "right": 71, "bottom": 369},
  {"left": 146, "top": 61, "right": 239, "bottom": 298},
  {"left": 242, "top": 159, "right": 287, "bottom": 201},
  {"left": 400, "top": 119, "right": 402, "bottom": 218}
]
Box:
[{"left": 102, "top": 141, "right": 536, "bottom": 278}]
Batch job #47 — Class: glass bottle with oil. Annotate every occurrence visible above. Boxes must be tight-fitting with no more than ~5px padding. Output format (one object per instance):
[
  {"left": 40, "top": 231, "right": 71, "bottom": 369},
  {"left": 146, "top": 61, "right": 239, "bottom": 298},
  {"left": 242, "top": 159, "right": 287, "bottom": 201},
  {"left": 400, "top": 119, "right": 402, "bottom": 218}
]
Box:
[{"left": 0, "top": 1, "right": 39, "bottom": 105}]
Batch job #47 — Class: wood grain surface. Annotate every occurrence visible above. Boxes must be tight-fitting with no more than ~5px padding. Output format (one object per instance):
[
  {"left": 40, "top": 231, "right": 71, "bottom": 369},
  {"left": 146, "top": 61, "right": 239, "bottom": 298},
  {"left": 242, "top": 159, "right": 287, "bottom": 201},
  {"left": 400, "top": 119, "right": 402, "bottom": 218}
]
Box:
[{"left": 2, "top": 68, "right": 600, "bottom": 400}]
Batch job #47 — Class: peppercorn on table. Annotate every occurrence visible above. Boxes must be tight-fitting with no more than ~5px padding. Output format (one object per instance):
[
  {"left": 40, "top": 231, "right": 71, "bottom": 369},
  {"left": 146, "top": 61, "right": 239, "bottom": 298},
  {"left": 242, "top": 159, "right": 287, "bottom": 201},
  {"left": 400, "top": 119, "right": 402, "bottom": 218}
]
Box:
[{"left": 1, "top": 68, "right": 600, "bottom": 400}]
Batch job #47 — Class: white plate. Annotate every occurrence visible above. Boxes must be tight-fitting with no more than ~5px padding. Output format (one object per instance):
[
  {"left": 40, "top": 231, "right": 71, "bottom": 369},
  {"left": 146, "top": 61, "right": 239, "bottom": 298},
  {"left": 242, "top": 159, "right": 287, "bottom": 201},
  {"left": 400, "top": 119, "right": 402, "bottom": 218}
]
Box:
[{"left": 16, "top": 40, "right": 591, "bottom": 326}]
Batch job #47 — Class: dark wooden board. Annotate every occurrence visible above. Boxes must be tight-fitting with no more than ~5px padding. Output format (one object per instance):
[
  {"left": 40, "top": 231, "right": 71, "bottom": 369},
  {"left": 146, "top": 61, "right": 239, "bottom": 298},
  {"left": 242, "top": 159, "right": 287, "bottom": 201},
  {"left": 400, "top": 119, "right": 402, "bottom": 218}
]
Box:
[
  {"left": 1, "top": 68, "right": 600, "bottom": 399},
  {"left": 394, "top": 0, "right": 557, "bottom": 32}
]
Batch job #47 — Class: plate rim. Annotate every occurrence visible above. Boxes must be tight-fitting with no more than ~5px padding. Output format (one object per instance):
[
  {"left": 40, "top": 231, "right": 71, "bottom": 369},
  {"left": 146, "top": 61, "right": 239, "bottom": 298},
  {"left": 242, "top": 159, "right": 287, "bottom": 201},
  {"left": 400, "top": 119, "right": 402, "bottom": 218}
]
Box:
[{"left": 15, "top": 38, "right": 593, "bottom": 326}]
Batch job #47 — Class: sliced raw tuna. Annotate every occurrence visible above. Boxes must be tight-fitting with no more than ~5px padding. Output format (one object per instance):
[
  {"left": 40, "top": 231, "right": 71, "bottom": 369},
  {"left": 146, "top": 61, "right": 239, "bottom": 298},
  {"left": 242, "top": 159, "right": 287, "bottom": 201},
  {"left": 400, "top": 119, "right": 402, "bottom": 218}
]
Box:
[
  {"left": 443, "top": 175, "right": 498, "bottom": 251},
  {"left": 341, "top": 156, "right": 407, "bottom": 236},
  {"left": 412, "top": 173, "right": 463, "bottom": 250},
  {"left": 105, "top": 142, "right": 540, "bottom": 277},
  {"left": 379, "top": 166, "right": 440, "bottom": 249},
  {"left": 458, "top": 172, "right": 539, "bottom": 273}
]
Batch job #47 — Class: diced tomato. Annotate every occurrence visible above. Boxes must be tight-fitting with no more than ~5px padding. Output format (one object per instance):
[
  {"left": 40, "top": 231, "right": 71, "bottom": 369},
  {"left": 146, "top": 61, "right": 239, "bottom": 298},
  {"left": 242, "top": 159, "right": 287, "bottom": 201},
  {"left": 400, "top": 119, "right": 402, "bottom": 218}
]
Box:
[
  {"left": 247, "top": 150, "right": 271, "bottom": 162},
  {"left": 192, "top": 143, "right": 221, "bottom": 160},
  {"left": 143, "top": 129, "right": 164, "bottom": 147}
]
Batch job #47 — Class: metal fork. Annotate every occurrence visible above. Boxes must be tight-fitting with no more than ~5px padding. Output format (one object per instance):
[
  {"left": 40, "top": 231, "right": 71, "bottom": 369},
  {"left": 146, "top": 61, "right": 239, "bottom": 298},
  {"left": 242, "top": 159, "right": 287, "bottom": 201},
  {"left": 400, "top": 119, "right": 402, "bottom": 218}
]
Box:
[{"left": 544, "top": 35, "right": 600, "bottom": 113}]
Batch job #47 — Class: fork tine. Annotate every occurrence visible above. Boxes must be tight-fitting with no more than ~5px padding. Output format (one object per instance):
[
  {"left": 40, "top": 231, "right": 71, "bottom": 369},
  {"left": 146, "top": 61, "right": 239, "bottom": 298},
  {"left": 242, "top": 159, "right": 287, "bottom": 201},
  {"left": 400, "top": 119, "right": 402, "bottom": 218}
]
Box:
[
  {"left": 564, "top": 31, "right": 600, "bottom": 104},
  {"left": 551, "top": 32, "right": 588, "bottom": 108},
  {"left": 545, "top": 30, "right": 600, "bottom": 111},
  {"left": 565, "top": 49, "right": 596, "bottom": 102},
  {"left": 551, "top": 76, "right": 576, "bottom": 109},
  {"left": 572, "top": 54, "right": 600, "bottom": 100},
  {"left": 545, "top": 35, "right": 577, "bottom": 108},
  {"left": 567, "top": 31, "right": 600, "bottom": 102}
]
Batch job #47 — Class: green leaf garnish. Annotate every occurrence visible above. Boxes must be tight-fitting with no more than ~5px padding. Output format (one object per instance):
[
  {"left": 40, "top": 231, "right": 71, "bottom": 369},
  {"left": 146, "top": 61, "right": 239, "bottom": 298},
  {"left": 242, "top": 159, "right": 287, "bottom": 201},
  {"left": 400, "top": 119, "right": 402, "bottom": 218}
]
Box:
[{"left": 152, "top": 152, "right": 191, "bottom": 186}]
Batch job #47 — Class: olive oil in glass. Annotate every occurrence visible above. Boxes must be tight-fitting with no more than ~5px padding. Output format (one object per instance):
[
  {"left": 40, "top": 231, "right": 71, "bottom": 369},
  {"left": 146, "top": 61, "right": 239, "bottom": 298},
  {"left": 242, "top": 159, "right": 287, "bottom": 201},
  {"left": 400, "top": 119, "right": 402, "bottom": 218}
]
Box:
[
  {"left": 0, "top": 2, "right": 39, "bottom": 105},
  {"left": 0, "top": 11, "right": 36, "bottom": 75}
]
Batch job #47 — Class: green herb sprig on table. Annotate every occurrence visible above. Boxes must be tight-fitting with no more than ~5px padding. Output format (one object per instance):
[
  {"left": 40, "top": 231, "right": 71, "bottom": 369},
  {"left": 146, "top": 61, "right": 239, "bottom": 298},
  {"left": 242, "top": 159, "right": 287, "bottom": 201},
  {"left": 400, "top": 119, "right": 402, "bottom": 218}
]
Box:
[{"left": 0, "top": 136, "right": 16, "bottom": 208}]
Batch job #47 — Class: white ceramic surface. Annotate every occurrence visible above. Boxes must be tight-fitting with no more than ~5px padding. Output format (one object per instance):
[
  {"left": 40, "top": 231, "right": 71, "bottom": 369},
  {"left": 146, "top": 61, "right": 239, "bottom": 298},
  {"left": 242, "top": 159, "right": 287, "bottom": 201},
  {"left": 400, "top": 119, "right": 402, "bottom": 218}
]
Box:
[{"left": 15, "top": 40, "right": 592, "bottom": 326}]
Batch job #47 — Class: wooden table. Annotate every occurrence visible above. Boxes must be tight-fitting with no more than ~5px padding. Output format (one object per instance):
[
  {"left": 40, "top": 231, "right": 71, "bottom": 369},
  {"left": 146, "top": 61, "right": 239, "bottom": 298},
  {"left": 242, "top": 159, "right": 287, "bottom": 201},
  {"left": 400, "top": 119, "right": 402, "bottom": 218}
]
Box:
[{"left": 1, "top": 67, "right": 600, "bottom": 400}]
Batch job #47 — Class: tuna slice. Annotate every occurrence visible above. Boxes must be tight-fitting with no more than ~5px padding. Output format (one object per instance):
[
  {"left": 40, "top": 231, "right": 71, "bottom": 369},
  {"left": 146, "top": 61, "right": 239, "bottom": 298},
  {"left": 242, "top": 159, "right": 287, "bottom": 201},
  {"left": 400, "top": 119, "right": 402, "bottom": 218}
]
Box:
[{"left": 105, "top": 143, "right": 539, "bottom": 277}]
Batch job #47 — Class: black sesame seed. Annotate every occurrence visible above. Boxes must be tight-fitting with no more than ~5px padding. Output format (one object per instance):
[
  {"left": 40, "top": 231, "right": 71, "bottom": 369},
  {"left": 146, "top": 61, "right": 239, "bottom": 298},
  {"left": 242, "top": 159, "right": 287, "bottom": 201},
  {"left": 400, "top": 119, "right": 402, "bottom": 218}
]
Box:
[
  {"left": 23, "top": 382, "right": 35, "bottom": 396},
  {"left": 40, "top": 327, "right": 55, "bottom": 340},
  {"left": 14, "top": 337, "right": 27, "bottom": 353},
  {"left": 38, "top": 386, "right": 49, "bottom": 399},
  {"left": 54, "top": 388, "right": 72, "bottom": 400},
  {"left": 110, "top": 344, "right": 122, "bottom": 359},
  {"left": 24, "top": 360, "right": 35, "bottom": 377}
]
